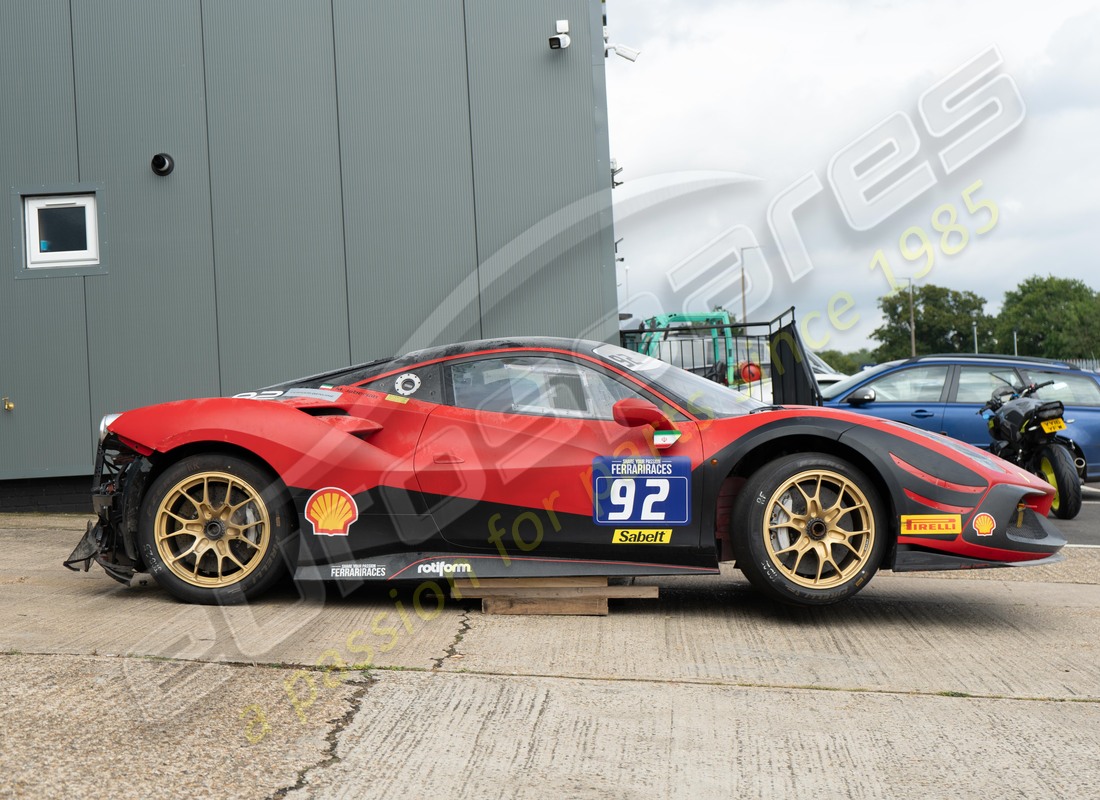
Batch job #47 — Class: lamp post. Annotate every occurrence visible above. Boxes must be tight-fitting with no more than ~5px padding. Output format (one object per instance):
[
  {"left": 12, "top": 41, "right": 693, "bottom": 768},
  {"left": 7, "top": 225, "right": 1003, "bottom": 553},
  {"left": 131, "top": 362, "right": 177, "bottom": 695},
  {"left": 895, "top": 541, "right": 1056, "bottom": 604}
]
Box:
[
  {"left": 972, "top": 320, "right": 978, "bottom": 353},
  {"left": 901, "top": 278, "right": 916, "bottom": 357},
  {"left": 740, "top": 246, "right": 761, "bottom": 326}
]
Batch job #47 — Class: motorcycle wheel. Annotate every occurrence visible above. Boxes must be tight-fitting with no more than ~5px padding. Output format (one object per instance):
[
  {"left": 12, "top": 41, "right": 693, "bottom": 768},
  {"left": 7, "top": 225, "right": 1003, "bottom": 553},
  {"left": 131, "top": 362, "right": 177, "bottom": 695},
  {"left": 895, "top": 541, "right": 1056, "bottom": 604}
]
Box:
[{"left": 1037, "top": 444, "right": 1082, "bottom": 520}]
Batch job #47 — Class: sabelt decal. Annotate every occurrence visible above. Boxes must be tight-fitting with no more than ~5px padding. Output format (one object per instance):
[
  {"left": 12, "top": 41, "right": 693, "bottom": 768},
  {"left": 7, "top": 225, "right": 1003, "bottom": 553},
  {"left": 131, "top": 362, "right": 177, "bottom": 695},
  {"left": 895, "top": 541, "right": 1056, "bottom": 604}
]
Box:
[
  {"left": 613, "top": 529, "right": 673, "bottom": 544},
  {"left": 305, "top": 488, "right": 359, "bottom": 536},
  {"left": 972, "top": 512, "right": 996, "bottom": 536},
  {"left": 899, "top": 514, "right": 962, "bottom": 536}
]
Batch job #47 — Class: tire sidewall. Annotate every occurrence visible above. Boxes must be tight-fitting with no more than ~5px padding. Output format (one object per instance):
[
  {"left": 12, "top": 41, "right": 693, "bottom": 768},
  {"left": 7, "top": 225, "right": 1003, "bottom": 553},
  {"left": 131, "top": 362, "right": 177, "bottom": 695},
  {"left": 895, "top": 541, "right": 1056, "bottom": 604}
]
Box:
[
  {"left": 1037, "top": 444, "right": 1082, "bottom": 520},
  {"left": 733, "top": 452, "right": 888, "bottom": 606},
  {"left": 138, "top": 454, "right": 293, "bottom": 605}
]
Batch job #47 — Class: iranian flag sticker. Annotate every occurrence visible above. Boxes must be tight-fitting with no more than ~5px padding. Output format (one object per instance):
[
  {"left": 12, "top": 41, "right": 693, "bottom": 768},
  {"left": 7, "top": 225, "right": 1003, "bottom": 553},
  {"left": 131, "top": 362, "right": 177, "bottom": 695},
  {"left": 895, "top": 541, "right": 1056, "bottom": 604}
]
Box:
[{"left": 653, "top": 430, "right": 681, "bottom": 447}]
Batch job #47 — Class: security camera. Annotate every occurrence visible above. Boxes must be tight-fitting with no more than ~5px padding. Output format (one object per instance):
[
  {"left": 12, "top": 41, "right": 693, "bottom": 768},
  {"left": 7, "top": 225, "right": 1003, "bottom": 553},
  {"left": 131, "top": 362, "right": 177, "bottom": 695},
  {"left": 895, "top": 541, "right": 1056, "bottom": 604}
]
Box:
[
  {"left": 549, "top": 33, "right": 571, "bottom": 50},
  {"left": 605, "top": 43, "right": 640, "bottom": 62}
]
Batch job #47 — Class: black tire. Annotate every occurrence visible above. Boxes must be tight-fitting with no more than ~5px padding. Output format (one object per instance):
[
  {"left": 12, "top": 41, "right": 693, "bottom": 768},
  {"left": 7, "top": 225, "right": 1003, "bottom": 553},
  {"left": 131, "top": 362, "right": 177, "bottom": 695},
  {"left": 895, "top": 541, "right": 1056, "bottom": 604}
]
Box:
[
  {"left": 137, "top": 454, "right": 293, "bottom": 604},
  {"left": 1036, "top": 444, "right": 1082, "bottom": 520},
  {"left": 732, "top": 452, "right": 887, "bottom": 606}
]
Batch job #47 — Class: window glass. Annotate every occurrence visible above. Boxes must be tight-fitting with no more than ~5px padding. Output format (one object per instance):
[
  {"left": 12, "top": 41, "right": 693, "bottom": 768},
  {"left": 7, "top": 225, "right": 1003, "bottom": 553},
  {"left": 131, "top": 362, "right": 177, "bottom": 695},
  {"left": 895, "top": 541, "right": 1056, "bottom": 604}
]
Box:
[
  {"left": 864, "top": 365, "right": 948, "bottom": 402},
  {"left": 23, "top": 193, "right": 100, "bottom": 269},
  {"left": 954, "top": 366, "right": 1019, "bottom": 403},
  {"left": 1022, "top": 369, "right": 1100, "bottom": 407},
  {"left": 449, "top": 357, "right": 643, "bottom": 418}
]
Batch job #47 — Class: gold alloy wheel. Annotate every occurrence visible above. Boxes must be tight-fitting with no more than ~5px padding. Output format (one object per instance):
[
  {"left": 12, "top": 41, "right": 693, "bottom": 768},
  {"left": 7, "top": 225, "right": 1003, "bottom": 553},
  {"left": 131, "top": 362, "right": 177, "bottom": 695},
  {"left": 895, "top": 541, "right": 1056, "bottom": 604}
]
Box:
[
  {"left": 762, "top": 468, "right": 875, "bottom": 590},
  {"left": 153, "top": 471, "right": 271, "bottom": 588}
]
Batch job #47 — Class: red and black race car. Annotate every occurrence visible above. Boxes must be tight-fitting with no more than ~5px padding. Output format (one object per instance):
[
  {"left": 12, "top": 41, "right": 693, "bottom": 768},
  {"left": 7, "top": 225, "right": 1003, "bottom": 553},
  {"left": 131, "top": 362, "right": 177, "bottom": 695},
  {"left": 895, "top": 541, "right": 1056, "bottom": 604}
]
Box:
[{"left": 65, "top": 337, "right": 1065, "bottom": 607}]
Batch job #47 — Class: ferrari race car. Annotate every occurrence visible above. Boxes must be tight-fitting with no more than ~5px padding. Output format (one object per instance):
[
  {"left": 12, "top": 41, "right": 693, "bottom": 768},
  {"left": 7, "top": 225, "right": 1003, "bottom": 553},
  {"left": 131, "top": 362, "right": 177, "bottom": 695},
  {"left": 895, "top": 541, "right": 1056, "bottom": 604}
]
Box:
[{"left": 65, "top": 337, "right": 1066, "bottom": 607}]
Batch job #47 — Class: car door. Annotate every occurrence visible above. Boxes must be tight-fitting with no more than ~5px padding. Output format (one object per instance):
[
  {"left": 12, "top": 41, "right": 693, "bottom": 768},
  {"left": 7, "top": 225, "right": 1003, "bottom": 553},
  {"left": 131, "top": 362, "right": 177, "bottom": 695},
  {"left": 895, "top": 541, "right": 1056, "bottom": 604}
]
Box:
[
  {"left": 841, "top": 364, "right": 950, "bottom": 433},
  {"left": 413, "top": 354, "right": 703, "bottom": 561},
  {"left": 1021, "top": 367, "right": 1100, "bottom": 481},
  {"left": 942, "top": 364, "right": 1021, "bottom": 449}
]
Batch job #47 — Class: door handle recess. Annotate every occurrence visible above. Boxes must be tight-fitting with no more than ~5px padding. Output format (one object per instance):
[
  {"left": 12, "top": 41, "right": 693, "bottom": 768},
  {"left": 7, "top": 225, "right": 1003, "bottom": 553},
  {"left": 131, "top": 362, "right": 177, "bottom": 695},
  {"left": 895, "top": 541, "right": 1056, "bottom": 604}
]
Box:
[
  {"left": 911, "top": 410, "right": 934, "bottom": 419},
  {"left": 433, "top": 453, "right": 464, "bottom": 464}
]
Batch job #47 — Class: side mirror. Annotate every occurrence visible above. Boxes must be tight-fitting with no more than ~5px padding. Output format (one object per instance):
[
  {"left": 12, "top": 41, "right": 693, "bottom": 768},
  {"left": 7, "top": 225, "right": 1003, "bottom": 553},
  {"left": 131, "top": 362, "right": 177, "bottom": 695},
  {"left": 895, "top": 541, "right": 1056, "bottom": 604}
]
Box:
[
  {"left": 845, "top": 387, "right": 876, "bottom": 406},
  {"left": 612, "top": 398, "right": 680, "bottom": 449}
]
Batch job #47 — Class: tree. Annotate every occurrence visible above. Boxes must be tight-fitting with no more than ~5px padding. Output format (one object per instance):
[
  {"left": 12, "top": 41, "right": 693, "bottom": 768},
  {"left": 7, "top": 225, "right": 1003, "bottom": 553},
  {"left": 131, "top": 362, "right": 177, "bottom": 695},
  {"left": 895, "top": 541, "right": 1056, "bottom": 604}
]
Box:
[
  {"left": 871, "top": 284, "right": 995, "bottom": 361},
  {"left": 817, "top": 348, "right": 874, "bottom": 375},
  {"left": 992, "top": 275, "right": 1100, "bottom": 359}
]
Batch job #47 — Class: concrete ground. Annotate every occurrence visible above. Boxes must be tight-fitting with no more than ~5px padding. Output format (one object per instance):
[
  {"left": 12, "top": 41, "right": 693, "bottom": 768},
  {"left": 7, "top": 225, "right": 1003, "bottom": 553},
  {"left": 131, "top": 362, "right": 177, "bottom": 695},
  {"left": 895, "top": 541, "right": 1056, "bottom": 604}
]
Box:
[{"left": 1, "top": 513, "right": 1098, "bottom": 799}]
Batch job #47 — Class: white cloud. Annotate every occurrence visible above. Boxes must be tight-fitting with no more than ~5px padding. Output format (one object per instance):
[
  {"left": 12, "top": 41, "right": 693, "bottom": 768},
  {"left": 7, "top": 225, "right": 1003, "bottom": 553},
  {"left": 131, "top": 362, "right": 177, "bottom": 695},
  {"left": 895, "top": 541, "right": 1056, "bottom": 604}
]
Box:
[{"left": 605, "top": 1, "right": 1100, "bottom": 352}]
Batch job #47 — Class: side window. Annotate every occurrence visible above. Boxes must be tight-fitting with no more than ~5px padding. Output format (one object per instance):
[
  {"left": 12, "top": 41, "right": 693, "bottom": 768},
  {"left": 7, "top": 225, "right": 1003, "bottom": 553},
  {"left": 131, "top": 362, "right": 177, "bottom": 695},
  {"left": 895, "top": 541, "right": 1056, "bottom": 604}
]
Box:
[
  {"left": 448, "top": 357, "right": 645, "bottom": 419},
  {"left": 1023, "top": 370, "right": 1100, "bottom": 407},
  {"left": 362, "top": 364, "right": 443, "bottom": 404},
  {"left": 864, "top": 365, "right": 949, "bottom": 403},
  {"left": 954, "top": 366, "right": 1019, "bottom": 404}
]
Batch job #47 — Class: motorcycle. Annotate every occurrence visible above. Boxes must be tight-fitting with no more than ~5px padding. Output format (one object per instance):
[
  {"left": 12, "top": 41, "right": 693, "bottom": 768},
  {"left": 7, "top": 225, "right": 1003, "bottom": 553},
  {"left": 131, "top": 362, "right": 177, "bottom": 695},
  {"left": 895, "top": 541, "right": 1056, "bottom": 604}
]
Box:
[{"left": 979, "top": 379, "right": 1082, "bottom": 519}]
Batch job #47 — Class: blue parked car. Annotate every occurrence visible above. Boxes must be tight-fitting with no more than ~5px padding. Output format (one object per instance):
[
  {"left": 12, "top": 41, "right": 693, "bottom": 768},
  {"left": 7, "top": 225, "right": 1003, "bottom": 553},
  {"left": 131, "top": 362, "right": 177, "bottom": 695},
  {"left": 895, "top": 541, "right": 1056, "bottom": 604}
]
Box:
[{"left": 820, "top": 354, "right": 1100, "bottom": 482}]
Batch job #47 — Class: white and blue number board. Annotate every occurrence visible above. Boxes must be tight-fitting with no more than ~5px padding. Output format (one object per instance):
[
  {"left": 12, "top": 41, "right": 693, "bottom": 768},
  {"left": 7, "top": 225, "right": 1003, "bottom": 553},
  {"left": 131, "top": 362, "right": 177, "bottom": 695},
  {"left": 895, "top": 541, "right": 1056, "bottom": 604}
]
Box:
[{"left": 592, "top": 456, "right": 691, "bottom": 526}]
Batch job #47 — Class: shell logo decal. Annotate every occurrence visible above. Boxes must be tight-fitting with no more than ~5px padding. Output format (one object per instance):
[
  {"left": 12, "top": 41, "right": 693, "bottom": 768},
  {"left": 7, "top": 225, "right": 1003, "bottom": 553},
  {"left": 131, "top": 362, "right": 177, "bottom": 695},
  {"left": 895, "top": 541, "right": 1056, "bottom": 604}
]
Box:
[
  {"left": 305, "top": 488, "right": 359, "bottom": 536},
  {"left": 972, "top": 512, "right": 996, "bottom": 537}
]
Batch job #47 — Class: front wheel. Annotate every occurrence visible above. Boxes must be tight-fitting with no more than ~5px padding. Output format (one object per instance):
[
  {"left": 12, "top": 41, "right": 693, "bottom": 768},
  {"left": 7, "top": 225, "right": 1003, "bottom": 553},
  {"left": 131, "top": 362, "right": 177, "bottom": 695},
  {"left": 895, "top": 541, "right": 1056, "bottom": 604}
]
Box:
[
  {"left": 732, "top": 453, "right": 887, "bottom": 606},
  {"left": 137, "top": 454, "right": 293, "bottom": 604},
  {"left": 1036, "top": 444, "right": 1082, "bottom": 520}
]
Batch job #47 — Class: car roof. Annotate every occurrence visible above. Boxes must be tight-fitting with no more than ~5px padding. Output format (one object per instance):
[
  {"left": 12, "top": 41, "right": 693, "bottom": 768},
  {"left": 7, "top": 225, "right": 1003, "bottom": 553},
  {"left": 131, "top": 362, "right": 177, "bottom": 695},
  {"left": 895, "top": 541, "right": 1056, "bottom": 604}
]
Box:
[
  {"left": 264, "top": 337, "right": 608, "bottom": 390},
  {"left": 902, "top": 353, "right": 1078, "bottom": 368}
]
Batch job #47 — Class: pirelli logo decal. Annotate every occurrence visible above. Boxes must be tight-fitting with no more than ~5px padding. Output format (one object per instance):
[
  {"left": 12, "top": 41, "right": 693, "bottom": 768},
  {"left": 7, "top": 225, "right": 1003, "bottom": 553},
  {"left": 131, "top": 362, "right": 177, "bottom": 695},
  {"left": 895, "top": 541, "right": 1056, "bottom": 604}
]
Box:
[
  {"left": 900, "top": 514, "right": 962, "bottom": 536},
  {"left": 612, "top": 529, "right": 673, "bottom": 544}
]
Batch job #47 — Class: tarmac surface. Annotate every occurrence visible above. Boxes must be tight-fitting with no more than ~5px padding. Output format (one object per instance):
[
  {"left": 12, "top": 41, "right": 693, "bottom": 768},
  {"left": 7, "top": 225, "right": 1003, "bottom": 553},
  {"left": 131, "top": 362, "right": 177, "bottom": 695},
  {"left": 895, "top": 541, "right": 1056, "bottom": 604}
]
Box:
[{"left": 2, "top": 512, "right": 1098, "bottom": 799}]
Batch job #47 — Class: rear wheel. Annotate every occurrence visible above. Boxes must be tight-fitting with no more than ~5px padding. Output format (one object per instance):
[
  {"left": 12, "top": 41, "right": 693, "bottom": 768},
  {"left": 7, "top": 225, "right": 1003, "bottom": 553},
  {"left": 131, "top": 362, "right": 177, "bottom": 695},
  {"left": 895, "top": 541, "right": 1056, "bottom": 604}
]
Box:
[
  {"left": 732, "top": 453, "right": 887, "bottom": 606},
  {"left": 1037, "top": 444, "right": 1082, "bottom": 520},
  {"left": 137, "top": 454, "right": 293, "bottom": 604}
]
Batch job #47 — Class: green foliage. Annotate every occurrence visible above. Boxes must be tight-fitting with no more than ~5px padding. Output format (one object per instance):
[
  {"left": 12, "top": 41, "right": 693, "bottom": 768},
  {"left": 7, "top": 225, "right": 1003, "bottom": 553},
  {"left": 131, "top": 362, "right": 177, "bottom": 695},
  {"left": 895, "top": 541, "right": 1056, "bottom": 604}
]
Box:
[
  {"left": 817, "top": 348, "right": 874, "bottom": 375},
  {"left": 990, "top": 275, "right": 1100, "bottom": 359},
  {"left": 870, "top": 284, "right": 995, "bottom": 361},
  {"left": 822, "top": 275, "right": 1100, "bottom": 367}
]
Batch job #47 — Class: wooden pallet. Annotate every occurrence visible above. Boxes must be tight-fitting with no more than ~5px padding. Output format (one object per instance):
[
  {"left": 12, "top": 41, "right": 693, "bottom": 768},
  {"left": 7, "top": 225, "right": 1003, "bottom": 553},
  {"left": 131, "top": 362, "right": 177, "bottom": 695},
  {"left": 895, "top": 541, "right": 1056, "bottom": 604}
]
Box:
[{"left": 450, "top": 576, "right": 658, "bottom": 616}]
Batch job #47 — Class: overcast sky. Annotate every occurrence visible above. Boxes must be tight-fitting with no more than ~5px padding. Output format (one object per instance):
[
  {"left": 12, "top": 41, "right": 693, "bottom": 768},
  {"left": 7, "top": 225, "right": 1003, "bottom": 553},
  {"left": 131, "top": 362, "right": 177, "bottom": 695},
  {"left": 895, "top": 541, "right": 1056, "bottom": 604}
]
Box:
[{"left": 603, "top": 0, "right": 1100, "bottom": 353}]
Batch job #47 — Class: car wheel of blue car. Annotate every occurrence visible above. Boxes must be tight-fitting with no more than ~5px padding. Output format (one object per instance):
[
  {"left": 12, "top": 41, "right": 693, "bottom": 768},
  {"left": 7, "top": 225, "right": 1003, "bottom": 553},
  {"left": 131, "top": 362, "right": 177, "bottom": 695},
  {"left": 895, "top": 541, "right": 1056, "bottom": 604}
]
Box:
[
  {"left": 733, "top": 452, "right": 887, "bottom": 606},
  {"left": 137, "top": 454, "right": 293, "bottom": 604}
]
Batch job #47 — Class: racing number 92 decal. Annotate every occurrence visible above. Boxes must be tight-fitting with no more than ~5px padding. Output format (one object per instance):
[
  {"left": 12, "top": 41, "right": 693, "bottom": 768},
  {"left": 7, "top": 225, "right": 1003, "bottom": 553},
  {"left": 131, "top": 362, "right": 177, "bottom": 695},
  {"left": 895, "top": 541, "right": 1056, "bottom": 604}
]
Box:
[{"left": 592, "top": 456, "right": 691, "bottom": 526}]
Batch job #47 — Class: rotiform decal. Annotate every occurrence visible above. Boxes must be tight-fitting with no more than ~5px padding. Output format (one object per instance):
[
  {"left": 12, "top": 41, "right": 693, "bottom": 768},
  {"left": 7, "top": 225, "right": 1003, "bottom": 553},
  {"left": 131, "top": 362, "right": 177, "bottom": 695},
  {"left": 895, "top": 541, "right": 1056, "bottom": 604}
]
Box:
[{"left": 417, "top": 561, "right": 473, "bottom": 576}]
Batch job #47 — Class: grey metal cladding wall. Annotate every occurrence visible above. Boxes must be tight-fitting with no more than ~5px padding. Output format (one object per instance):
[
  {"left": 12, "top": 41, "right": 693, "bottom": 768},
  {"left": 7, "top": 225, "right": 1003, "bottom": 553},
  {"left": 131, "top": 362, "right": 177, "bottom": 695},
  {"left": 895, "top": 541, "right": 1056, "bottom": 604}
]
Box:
[
  {"left": 203, "top": 0, "right": 350, "bottom": 393},
  {"left": 74, "top": 0, "right": 221, "bottom": 418},
  {"left": 0, "top": 0, "right": 94, "bottom": 479},
  {"left": 464, "top": 0, "right": 617, "bottom": 341},
  {"left": 334, "top": 1, "right": 480, "bottom": 360}
]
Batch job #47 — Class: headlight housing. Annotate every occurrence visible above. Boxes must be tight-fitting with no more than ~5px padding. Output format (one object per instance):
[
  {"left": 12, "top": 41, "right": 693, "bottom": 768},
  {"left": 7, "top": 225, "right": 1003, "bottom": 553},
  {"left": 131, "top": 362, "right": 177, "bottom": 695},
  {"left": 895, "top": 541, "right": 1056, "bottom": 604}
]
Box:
[{"left": 98, "top": 413, "right": 122, "bottom": 443}]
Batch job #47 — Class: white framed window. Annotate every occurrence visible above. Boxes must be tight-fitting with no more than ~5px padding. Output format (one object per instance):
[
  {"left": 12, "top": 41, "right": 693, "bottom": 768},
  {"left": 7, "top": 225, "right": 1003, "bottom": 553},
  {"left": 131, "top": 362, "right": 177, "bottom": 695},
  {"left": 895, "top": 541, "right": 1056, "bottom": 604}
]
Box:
[{"left": 23, "top": 194, "right": 100, "bottom": 268}]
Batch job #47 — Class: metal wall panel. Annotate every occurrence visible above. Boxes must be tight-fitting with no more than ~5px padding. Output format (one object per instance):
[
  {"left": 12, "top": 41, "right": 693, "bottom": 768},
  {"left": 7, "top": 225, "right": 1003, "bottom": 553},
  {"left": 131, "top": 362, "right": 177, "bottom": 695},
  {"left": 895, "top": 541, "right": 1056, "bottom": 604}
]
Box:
[
  {"left": 0, "top": 1, "right": 93, "bottom": 479},
  {"left": 334, "top": 1, "right": 481, "bottom": 359},
  {"left": 202, "top": 0, "right": 350, "bottom": 393},
  {"left": 74, "top": 0, "right": 221, "bottom": 422},
  {"left": 464, "top": 0, "right": 618, "bottom": 342}
]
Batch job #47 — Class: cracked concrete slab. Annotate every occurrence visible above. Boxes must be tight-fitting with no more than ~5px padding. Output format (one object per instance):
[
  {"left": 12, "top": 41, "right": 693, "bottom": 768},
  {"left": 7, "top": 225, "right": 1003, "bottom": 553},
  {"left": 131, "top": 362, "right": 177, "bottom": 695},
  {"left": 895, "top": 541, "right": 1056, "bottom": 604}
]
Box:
[
  {"left": 284, "top": 670, "right": 1100, "bottom": 800},
  {"left": 4, "top": 513, "right": 1100, "bottom": 798},
  {"left": 0, "top": 653, "right": 361, "bottom": 799}
]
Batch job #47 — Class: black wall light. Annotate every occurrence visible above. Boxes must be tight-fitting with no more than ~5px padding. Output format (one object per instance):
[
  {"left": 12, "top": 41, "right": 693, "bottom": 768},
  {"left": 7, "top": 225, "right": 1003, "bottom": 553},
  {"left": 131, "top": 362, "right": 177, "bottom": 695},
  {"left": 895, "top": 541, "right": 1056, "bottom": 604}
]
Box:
[{"left": 151, "top": 153, "right": 175, "bottom": 177}]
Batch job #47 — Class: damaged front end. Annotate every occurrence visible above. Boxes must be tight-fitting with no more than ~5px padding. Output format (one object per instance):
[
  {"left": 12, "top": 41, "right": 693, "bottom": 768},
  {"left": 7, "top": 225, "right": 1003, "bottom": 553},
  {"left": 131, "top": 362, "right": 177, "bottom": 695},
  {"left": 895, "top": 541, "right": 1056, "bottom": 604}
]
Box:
[{"left": 63, "top": 434, "right": 153, "bottom": 585}]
